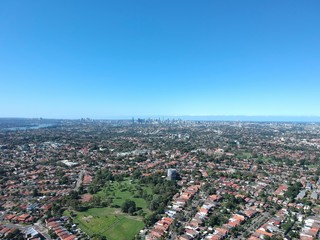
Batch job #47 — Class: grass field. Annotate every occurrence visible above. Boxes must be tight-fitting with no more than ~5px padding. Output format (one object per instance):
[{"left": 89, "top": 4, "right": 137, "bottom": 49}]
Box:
[
  {"left": 65, "top": 208, "right": 144, "bottom": 240},
  {"left": 65, "top": 180, "right": 152, "bottom": 240},
  {"left": 237, "top": 152, "right": 252, "bottom": 159}
]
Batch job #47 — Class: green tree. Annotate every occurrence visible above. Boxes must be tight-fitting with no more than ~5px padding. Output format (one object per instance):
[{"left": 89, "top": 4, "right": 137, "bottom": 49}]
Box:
[{"left": 121, "top": 200, "right": 136, "bottom": 214}]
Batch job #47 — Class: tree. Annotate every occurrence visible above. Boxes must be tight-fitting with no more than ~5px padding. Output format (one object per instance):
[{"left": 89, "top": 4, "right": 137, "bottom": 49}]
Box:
[
  {"left": 4, "top": 229, "right": 24, "bottom": 240},
  {"left": 144, "top": 212, "right": 158, "bottom": 226},
  {"left": 128, "top": 206, "right": 136, "bottom": 215},
  {"left": 59, "top": 175, "right": 69, "bottom": 185},
  {"left": 69, "top": 190, "right": 79, "bottom": 199},
  {"left": 149, "top": 199, "right": 159, "bottom": 211},
  {"left": 92, "top": 195, "right": 101, "bottom": 206},
  {"left": 32, "top": 188, "right": 40, "bottom": 197},
  {"left": 285, "top": 182, "right": 303, "bottom": 199},
  {"left": 207, "top": 215, "right": 226, "bottom": 227},
  {"left": 121, "top": 200, "right": 136, "bottom": 214}
]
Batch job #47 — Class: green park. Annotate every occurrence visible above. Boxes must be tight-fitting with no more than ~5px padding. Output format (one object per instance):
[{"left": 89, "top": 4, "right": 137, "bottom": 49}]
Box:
[{"left": 64, "top": 180, "right": 152, "bottom": 240}]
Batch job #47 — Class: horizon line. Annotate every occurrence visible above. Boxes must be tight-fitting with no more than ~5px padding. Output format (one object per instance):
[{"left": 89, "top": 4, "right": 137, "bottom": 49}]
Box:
[{"left": 1, "top": 115, "right": 320, "bottom": 120}]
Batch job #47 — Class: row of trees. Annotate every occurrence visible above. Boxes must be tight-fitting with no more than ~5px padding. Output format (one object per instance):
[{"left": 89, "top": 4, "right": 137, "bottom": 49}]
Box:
[{"left": 139, "top": 172, "right": 179, "bottom": 226}]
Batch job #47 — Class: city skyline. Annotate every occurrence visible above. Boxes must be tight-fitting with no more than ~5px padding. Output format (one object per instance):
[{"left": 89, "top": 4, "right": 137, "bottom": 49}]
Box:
[{"left": 1, "top": 1, "right": 319, "bottom": 118}]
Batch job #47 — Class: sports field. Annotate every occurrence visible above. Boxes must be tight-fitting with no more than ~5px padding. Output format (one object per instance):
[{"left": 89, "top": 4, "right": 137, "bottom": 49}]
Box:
[
  {"left": 65, "top": 180, "right": 152, "bottom": 240},
  {"left": 66, "top": 207, "right": 144, "bottom": 240}
]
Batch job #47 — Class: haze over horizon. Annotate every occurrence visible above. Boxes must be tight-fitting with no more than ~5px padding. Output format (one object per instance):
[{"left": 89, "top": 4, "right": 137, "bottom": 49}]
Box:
[{"left": 1, "top": 1, "right": 319, "bottom": 119}]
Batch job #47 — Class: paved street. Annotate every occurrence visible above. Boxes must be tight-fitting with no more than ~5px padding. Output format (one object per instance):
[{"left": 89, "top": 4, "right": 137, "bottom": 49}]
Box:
[
  {"left": 34, "top": 222, "right": 52, "bottom": 240},
  {"left": 236, "top": 211, "right": 271, "bottom": 239},
  {"left": 75, "top": 169, "right": 85, "bottom": 191}
]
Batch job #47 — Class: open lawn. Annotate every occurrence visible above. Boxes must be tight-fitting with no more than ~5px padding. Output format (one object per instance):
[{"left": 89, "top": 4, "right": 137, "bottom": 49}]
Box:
[
  {"left": 65, "top": 180, "right": 153, "bottom": 240},
  {"left": 238, "top": 152, "right": 252, "bottom": 159},
  {"left": 65, "top": 208, "right": 144, "bottom": 240}
]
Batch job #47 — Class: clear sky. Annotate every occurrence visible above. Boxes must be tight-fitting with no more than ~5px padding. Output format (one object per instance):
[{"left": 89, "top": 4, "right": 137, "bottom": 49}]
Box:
[{"left": 0, "top": 1, "right": 319, "bottom": 119}]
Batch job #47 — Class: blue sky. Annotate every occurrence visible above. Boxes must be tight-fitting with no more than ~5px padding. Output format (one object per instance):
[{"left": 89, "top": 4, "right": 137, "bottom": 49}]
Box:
[{"left": 0, "top": 0, "right": 319, "bottom": 119}]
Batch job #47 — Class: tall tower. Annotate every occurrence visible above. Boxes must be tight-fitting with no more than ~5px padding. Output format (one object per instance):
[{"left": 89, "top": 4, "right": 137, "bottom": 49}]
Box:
[{"left": 167, "top": 168, "right": 177, "bottom": 180}]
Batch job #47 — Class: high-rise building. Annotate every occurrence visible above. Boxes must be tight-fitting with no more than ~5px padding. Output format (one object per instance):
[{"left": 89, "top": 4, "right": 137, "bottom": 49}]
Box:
[{"left": 167, "top": 168, "right": 177, "bottom": 180}]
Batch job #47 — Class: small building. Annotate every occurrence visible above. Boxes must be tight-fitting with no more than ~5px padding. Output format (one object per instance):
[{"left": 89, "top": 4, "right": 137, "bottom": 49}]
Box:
[
  {"left": 25, "top": 227, "right": 42, "bottom": 240},
  {"left": 296, "top": 190, "right": 306, "bottom": 200},
  {"left": 311, "top": 191, "right": 318, "bottom": 200}
]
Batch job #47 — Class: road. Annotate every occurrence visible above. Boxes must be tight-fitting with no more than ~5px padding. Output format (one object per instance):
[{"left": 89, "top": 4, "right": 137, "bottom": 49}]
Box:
[
  {"left": 34, "top": 221, "right": 52, "bottom": 240},
  {"left": 235, "top": 211, "right": 271, "bottom": 239},
  {"left": 75, "top": 169, "right": 85, "bottom": 191},
  {"left": 4, "top": 222, "right": 29, "bottom": 232}
]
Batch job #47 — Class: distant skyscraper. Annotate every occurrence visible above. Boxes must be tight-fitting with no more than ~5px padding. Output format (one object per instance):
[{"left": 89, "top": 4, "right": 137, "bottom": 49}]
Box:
[{"left": 167, "top": 168, "right": 177, "bottom": 180}]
